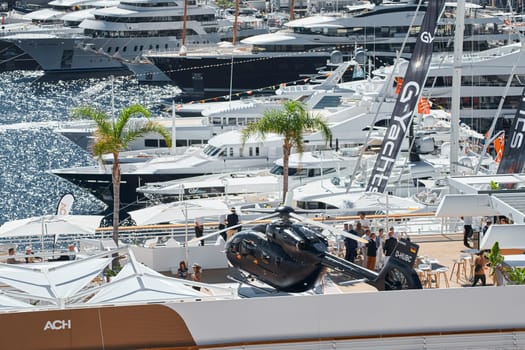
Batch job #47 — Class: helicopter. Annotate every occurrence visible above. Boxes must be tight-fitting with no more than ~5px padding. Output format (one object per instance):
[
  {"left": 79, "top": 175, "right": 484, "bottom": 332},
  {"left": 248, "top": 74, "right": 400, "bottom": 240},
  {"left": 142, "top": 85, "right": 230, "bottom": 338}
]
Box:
[{"left": 191, "top": 196, "right": 422, "bottom": 293}]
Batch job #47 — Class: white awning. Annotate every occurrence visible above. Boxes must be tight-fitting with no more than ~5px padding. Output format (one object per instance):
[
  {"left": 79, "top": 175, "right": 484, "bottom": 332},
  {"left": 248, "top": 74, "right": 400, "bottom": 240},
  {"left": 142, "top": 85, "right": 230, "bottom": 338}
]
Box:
[
  {"left": 480, "top": 224, "right": 525, "bottom": 250},
  {"left": 435, "top": 194, "right": 500, "bottom": 217}
]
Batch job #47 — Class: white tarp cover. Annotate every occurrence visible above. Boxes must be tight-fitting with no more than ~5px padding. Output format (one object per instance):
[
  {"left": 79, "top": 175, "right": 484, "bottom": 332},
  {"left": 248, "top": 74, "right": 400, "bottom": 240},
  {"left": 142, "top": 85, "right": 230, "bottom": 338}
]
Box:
[
  {"left": 0, "top": 258, "right": 111, "bottom": 302},
  {"left": 87, "top": 251, "right": 204, "bottom": 304},
  {"left": 0, "top": 214, "right": 103, "bottom": 237},
  {"left": 129, "top": 199, "right": 228, "bottom": 226},
  {"left": 435, "top": 194, "right": 500, "bottom": 217},
  {"left": 480, "top": 224, "right": 525, "bottom": 250}
]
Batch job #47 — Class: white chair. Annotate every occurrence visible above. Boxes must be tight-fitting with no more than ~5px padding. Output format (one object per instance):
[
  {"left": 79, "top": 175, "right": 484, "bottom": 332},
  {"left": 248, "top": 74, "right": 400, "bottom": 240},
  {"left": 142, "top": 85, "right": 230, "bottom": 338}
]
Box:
[
  {"left": 143, "top": 237, "right": 158, "bottom": 248},
  {"left": 165, "top": 238, "right": 181, "bottom": 247}
]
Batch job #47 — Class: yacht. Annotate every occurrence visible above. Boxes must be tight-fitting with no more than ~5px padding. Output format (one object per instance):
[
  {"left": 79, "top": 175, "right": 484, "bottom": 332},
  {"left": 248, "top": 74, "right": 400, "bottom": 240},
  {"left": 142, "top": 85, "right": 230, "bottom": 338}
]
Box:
[
  {"left": 376, "top": 42, "right": 525, "bottom": 131},
  {"left": 0, "top": 0, "right": 118, "bottom": 70},
  {"left": 135, "top": 150, "right": 359, "bottom": 203},
  {"left": 140, "top": 1, "right": 516, "bottom": 98},
  {"left": 5, "top": 0, "right": 269, "bottom": 76},
  {"left": 50, "top": 130, "right": 292, "bottom": 209}
]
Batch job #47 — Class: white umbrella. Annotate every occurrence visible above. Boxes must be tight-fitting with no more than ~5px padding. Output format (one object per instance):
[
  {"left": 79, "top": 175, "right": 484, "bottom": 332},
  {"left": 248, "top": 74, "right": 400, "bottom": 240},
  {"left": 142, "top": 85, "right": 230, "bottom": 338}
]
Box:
[
  {"left": 129, "top": 199, "right": 229, "bottom": 226},
  {"left": 0, "top": 215, "right": 103, "bottom": 238}
]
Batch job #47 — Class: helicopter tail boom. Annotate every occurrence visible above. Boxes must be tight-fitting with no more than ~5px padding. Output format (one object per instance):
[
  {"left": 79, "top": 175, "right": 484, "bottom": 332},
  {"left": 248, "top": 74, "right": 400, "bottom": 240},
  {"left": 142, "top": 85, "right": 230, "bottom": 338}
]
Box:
[{"left": 323, "top": 238, "right": 422, "bottom": 291}]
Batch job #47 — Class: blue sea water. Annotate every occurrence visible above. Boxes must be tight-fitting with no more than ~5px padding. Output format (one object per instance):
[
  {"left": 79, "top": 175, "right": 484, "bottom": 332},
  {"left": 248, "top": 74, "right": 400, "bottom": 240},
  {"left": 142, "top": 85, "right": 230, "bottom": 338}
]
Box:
[{"left": 0, "top": 70, "right": 175, "bottom": 225}]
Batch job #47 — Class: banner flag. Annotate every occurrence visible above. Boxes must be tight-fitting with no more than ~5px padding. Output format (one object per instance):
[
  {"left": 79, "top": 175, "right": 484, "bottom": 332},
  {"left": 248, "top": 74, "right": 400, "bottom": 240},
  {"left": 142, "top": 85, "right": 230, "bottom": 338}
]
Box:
[
  {"left": 497, "top": 89, "right": 525, "bottom": 174},
  {"left": 366, "top": 0, "right": 444, "bottom": 193},
  {"left": 56, "top": 193, "right": 75, "bottom": 216}
]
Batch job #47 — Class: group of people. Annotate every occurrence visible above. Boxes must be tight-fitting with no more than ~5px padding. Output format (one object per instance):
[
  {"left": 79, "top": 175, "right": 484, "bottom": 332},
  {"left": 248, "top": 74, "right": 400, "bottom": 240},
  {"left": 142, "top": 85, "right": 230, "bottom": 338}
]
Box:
[
  {"left": 342, "top": 212, "right": 402, "bottom": 271},
  {"left": 462, "top": 216, "right": 511, "bottom": 249},
  {"left": 6, "top": 244, "right": 76, "bottom": 264},
  {"left": 193, "top": 207, "right": 241, "bottom": 245},
  {"left": 176, "top": 260, "right": 203, "bottom": 290}
]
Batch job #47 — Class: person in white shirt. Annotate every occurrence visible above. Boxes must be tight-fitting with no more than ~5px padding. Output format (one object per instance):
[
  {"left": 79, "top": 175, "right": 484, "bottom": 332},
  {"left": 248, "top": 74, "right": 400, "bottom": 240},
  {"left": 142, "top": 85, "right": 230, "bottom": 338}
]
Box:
[{"left": 462, "top": 216, "right": 473, "bottom": 248}]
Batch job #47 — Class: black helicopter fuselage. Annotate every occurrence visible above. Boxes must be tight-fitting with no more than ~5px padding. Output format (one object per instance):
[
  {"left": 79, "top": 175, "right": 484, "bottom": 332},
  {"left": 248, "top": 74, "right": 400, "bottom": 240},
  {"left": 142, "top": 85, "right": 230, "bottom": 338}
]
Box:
[{"left": 225, "top": 222, "right": 328, "bottom": 292}]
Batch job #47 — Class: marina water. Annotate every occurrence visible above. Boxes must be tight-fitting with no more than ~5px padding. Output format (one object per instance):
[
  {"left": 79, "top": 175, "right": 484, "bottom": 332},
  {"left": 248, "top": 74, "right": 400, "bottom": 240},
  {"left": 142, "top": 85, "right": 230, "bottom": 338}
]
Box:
[{"left": 0, "top": 70, "right": 175, "bottom": 225}]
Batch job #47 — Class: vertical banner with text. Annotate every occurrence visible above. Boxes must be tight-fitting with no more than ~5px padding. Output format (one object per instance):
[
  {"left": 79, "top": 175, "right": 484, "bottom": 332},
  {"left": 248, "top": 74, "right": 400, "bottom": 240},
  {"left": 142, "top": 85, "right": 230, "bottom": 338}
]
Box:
[
  {"left": 366, "top": 0, "right": 444, "bottom": 193},
  {"left": 497, "top": 88, "right": 525, "bottom": 174}
]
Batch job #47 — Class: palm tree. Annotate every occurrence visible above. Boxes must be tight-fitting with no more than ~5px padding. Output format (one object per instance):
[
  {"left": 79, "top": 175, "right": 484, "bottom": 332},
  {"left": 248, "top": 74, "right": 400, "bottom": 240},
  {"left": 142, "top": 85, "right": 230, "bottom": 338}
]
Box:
[
  {"left": 73, "top": 104, "right": 172, "bottom": 247},
  {"left": 241, "top": 100, "right": 332, "bottom": 201}
]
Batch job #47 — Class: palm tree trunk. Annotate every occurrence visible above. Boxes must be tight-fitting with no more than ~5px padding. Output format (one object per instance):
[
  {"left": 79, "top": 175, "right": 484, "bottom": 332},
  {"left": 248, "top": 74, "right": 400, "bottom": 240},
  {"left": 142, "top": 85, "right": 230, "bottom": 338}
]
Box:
[
  {"left": 112, "top": 152, "right": 121, "bottom": 270},
  {"left": 112, "top": 153, "right": 120, "bottom": 246},
  {"left": 282, "top": 141, "right": 291, "bottom": 202}
]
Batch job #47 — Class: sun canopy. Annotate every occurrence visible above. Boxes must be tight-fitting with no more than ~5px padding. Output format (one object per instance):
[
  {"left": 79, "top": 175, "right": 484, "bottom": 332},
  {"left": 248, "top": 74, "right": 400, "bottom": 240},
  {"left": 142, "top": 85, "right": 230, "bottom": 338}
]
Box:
[
  {"left": 0, "top": 292, "right": 34, "bottom": 309},
  {"left": 87, "top": 251, "right": 205, "bottom": 304},
  {"left": 129, "top": 199, "right": 228, "bottom": 226},
  {"left": 0, "top": 215, "right": 103, "bottom": 238},
  {"left": 435, "top": 194, "right": 500, "bottom": 217},
  {"left": 0, "top": 257, "right": 111, "bottom": 303},
  {"left": 480, "top": 224, "right": 525, "bottom": 250}
]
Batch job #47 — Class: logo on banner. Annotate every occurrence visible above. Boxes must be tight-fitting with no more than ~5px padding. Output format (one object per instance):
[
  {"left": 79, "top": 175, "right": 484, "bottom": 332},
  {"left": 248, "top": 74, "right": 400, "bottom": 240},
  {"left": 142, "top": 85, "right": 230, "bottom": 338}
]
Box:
[
  {"left": 420, "top": 31, "right": 435, "bottom": 43},
  {"left": 44, "top": 320, "right": 72, "bottom": 331}
]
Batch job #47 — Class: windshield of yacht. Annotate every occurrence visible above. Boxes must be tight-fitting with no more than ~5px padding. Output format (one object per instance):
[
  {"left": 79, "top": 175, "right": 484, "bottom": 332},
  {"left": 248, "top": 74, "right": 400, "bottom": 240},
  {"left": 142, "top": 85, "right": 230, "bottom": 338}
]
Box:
[
  {"left": 270, "top": 165, "right": 337, "bottom": 177},
  {"left": 202, "top": 144, "right": 225, "bottom": 157}
]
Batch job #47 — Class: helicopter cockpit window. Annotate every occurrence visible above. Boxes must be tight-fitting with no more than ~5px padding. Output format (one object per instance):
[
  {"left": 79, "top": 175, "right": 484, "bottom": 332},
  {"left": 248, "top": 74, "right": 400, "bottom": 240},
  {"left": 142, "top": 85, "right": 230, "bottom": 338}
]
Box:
[{"left": 240, "top": 239, "right": 256, "bottom": 256}]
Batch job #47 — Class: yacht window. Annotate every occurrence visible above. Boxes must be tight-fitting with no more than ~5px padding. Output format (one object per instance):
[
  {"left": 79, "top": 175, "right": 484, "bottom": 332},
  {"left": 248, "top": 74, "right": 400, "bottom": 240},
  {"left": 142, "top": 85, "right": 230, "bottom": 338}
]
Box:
[
  {"left": 249, "top": 147, "right": 253, "bottom": 156},
  {"left": 270, "top": 165, "right": 283, "bottom": 175},
  {"left": 155, "top": 44, "right": 160, "bottom": 50},
  {"left": 134, "top": 45, "right": 138, "bottom": 51},
  {"left": 218, "top": 149, "right": 226, "bottom": 157},
  {"left": 294, "top": 168, "right": 307, "bottom": 177},
  {"left": 107, "top": 47, "right": 112, "bottom": 53},
  {"left": 229, "top": 147, "right": 234, "bottom": 157},
  {"left": 255, "top": 147, "right": 260, "bottom": 156},
  {"left": 123, "top": 46, "right": 127, "bottom": 52},
  {"left": 165, "top": 44, "right": 168, "bottom": 49},
  {"left": 140, "top": 45, "right": 144, "bottom": 51}
]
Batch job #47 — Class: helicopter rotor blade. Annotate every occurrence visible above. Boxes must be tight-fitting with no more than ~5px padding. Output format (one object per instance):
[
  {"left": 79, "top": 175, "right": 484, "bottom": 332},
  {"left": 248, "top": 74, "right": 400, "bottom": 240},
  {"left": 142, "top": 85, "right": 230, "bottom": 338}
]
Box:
[
  {"left": 188, "top": 212, "right": 280, "bottom": 244},
  {"left": 289, "top": 212, "right": 368, "bottom": 244}
]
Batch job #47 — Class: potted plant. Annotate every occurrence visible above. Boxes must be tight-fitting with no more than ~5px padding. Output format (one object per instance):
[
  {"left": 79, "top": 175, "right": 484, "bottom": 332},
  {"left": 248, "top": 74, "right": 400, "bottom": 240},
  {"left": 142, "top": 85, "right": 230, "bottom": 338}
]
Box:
[
  {"left": 486, "top": 242, "right": 505, "bottom": 286},
  {"left": 104, "top": 267, "right": 120, "bottom": 282}
]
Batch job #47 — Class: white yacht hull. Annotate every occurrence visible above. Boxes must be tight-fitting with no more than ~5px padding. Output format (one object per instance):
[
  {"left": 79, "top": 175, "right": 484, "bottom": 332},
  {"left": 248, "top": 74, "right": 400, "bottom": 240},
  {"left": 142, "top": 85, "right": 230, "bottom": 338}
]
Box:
[
  {"left": 11, "top": 35, "right": 179, "bottom": 73},
  {"left": 2, "top": 285, "right": 525, "bottom": 349}
]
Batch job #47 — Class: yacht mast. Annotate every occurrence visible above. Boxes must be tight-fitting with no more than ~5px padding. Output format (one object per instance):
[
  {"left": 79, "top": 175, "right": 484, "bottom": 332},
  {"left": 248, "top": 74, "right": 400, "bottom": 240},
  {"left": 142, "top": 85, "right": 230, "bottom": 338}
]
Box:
[{"left": 450, "top": 0, "right": 465, "bottom": 176}]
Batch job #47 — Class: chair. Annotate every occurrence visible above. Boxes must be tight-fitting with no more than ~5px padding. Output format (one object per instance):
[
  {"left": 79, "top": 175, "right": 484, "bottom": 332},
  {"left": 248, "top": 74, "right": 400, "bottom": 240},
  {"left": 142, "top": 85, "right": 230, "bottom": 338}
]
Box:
[
  {"left": 434, "top": 267, "right": 450, "bottom": 288},
  {"left": 417, "top": 263, "right": 431, "bottom": 288},
  {"left": 449, "top": 257, "right": 468, "bottom": 283}
]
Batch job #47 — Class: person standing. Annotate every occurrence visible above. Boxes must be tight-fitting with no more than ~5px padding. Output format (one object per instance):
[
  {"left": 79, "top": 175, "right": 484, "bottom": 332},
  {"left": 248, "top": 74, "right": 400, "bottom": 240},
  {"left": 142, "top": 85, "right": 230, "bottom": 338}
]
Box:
[
  {"left": 357, "top": 212, "right": 370, "bottom": 231},
  {"left": 366, "top": 232, "right": 378, "bottom": 271},
  {"left": 226, "top": 208, "right": 240, "bottom": 240},
  {"left": 462, "top": 216, "right": 473, "bottom": 248},
  {"left": 472, "top": 252, "right": 487, "bottom": 287},
  {"left": 383, "top": 229, "right": 398, "bottom": 260},
  {"left": 343, "top": 223, "right": 358, "bottom": 263},
  {"left": 194, "top": 218, "right": 204, "bottom": 246},
  {"left": 218, "top": 214, "right": 227, "bottom": 241}
]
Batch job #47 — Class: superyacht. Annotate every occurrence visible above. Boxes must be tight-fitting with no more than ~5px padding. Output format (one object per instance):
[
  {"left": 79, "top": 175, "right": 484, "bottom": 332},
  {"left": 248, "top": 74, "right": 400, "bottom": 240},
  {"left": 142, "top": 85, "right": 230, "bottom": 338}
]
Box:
[
  {"left": 5, "top": 0, "right": 269, "bottom": 76},
  {"left": 141, "top": 0, "right": 516, "bottom": 98}
]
